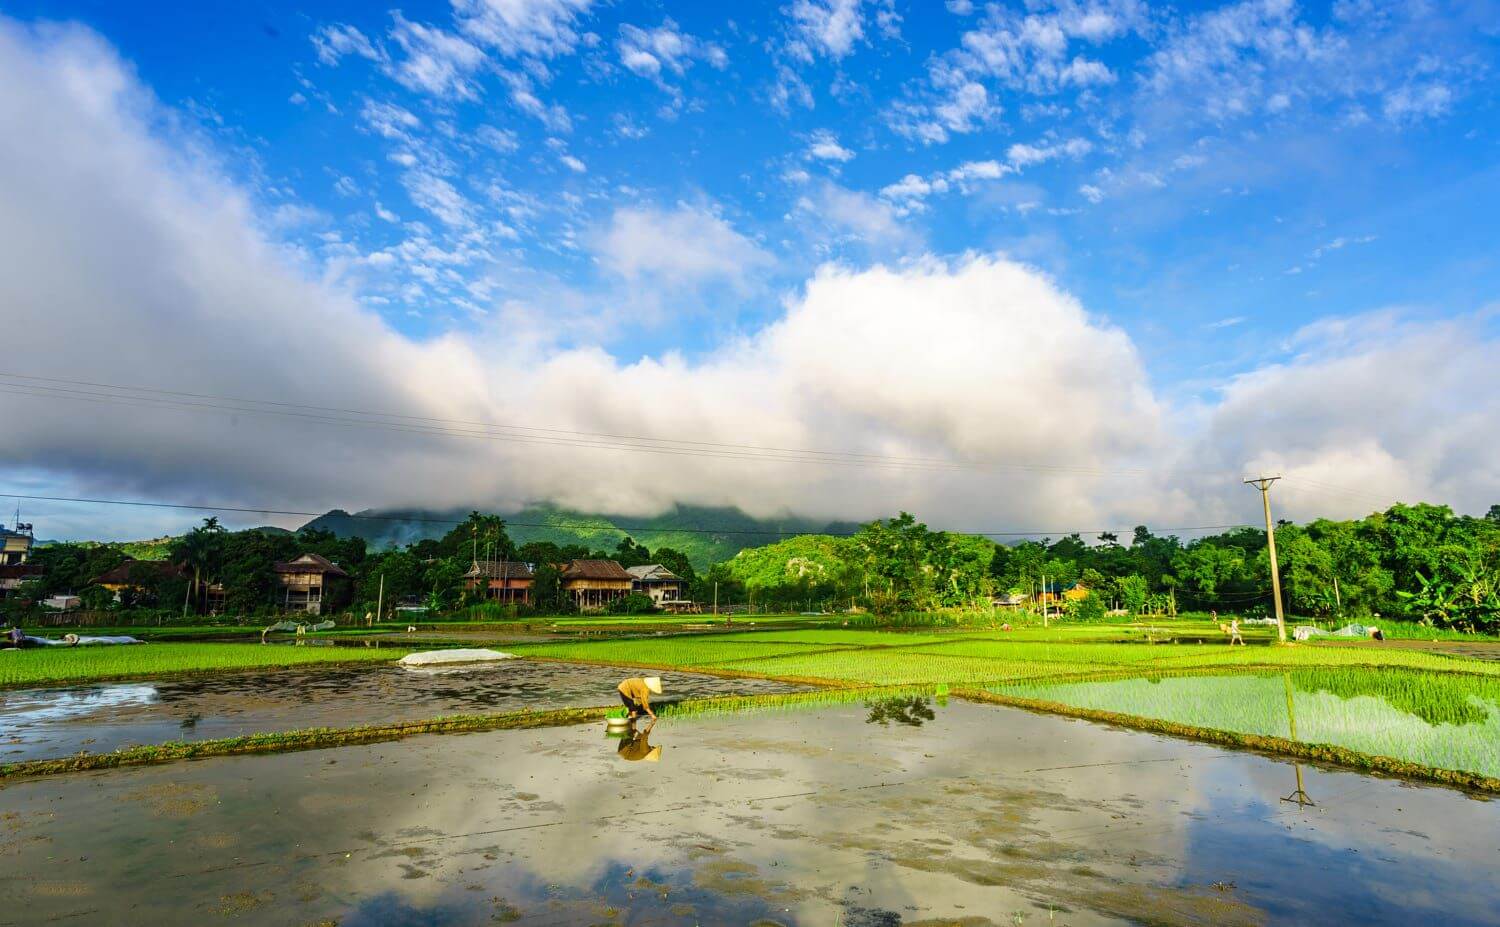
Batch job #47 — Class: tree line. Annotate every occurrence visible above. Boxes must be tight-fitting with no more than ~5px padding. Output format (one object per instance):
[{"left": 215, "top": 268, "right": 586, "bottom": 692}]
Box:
[
  {"left": 716, "top": 503, "right": 1500, "bottom": 631},
  {"left": 5, "top": 502, "right": 1497, "bottom": 631},
  {"left": 4, "top": 512, "right": 700, "bottom": 621}
]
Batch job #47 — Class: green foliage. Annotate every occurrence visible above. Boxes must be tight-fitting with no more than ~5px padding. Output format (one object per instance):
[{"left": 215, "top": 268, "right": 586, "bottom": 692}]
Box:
[
  {"left": 607, "top": 592, "right": 658, "bottom": 615},
  {"left": 1068, "top": 592, "right": 1108, "bottom": 622}
]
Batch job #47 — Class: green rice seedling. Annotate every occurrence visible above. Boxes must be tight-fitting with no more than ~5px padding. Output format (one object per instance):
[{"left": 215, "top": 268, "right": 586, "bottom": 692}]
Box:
[
  {"left": 0, "top": 642, "right": 406, "bottom": 688},
  {"left": 992, "top": 668, "right": 1500, "bottom": 778}
]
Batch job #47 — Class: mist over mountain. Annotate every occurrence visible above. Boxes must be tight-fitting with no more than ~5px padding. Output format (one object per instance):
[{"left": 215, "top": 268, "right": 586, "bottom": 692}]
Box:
[{"left": 301, "top": 503, "right": 860, "bottom": 568}]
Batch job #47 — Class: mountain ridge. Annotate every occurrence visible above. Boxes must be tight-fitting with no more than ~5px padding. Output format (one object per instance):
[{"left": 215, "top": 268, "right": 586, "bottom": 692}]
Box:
[{"left": 300, "top": 504, "right": 862, "bottom": 568}]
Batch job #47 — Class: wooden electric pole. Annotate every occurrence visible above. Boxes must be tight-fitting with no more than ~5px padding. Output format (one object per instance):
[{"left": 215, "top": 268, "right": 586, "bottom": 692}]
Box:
[{"left": 1244, "top": 476, "right": 1287, "bottom": 642}]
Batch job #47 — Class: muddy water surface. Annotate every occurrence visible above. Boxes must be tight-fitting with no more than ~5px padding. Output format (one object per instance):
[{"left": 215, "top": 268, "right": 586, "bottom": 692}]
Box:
[
  {"left": 1, "top": 699, "right": 1497, "bottom": 926},
  {"left": 0, "top": 660, "right": 807, "bottom": 761}
]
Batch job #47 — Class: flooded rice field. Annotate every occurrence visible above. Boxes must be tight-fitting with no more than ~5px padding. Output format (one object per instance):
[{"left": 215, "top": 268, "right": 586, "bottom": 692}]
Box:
[
  {"left": 1, "top": 698, "right": 1496, "bottom": 926},
  {"left": 993, "top": 668, "right": 1500, "bottom": 778},
  {"left": 0, "top": 660, "right": 808, "bottom": 762}
]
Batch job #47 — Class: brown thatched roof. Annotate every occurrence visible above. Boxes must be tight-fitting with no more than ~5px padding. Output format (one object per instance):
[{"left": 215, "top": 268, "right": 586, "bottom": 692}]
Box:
[{"left": 561, "top": 559, "right": 633, "bottom": 581}]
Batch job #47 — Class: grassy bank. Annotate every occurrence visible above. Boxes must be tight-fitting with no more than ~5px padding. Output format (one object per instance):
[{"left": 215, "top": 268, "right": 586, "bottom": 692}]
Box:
[{"left": 0, "top": 642, "right": 406, "bottom": 688}]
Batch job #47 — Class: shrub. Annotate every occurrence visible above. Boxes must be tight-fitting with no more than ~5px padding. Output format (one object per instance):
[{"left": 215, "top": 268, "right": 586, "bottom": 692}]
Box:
[{"left": 607, "top": 593, "right": 658, "bottom": 616}]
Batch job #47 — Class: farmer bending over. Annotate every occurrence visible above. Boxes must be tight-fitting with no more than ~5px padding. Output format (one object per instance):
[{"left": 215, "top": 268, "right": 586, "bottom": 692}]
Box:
[{"left": 618, "top": 676, "right": 662, "bottom": 720}]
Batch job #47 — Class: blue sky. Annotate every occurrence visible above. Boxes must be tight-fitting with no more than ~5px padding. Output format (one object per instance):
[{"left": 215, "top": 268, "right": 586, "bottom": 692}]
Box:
[{"left": 1, "top": 0, "right": 1498, "bottom": 539}]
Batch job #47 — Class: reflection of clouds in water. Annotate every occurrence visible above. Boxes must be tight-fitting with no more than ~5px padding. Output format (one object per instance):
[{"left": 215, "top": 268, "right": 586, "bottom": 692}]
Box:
[
  {"left": 2, "top": 683, "right": 158, "bottom": 729},
  {"left": 10, "top": 699, "right": 1497, "bottom": 925},
  {"left": 351, "top": 704, "right": 1218, "bottom": 920}
]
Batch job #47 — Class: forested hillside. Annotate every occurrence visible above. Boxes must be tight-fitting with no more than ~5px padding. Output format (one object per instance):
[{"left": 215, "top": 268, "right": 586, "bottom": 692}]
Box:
[{"left": 301, "top": 503, "right": 857, "bottom": 569}]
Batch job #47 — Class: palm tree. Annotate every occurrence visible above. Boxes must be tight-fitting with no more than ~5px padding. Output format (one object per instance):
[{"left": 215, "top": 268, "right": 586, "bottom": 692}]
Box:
[{"left": 177, "top": 517, "right": 224, "bottom": 617}]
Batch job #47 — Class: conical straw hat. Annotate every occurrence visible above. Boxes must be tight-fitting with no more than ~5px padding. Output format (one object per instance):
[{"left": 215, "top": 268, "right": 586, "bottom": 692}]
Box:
[{"left": 644, "top": 676, "right": 663, "bottom": 694}]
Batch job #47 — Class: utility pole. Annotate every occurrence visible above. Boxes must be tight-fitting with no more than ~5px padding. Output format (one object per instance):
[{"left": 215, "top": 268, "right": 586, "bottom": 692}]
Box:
[
  {"left": 1333, "top": 576, "right": 1342, "bottom": 615},
  {"left": 376, "top": 573, "right": 385, "bottom": 627},
  {"left": 1244, "top": 476, "right": 1287, "bottom": 642},
  {"left": 713, "top": 581, "right": 719, "bottom": 618}
]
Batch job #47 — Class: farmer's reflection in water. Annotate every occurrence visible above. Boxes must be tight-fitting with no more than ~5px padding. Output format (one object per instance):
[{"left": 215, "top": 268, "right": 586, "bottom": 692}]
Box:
[{"left": 616, "top": 719, "right": 663, "bottom": 762}]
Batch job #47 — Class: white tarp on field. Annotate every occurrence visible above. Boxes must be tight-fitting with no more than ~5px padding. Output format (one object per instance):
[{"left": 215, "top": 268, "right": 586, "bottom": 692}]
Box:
[{"left": 397, "top": 648, "right": 516, "bottom": 666}]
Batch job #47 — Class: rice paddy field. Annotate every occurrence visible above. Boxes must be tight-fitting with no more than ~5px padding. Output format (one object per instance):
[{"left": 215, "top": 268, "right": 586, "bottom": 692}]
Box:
[
  {"left": 510, "top": 628, "right": 1500, "bottom": 686},
  {"left": 993, "top": 669, "right": 1500, "bottom": 778},
  {"left": 0, "top": 641, "right": 405, "bottom": 687}
]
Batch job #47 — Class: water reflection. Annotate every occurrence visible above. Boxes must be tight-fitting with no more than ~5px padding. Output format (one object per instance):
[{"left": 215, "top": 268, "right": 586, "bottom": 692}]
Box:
[
  {"left": 994, "top": 669, "right": 1500, "bottom": 777},
  {"left": 864, "top": 695, "right": 936, "bottom": 727},
  {"left": 616, "top": 720, "right": 662, "bottom": 763},
  {"left": 0, "top": 661, "right": 808, "bottom": 762},
  {"left": 4, "top": 700, "right": 1499, "bottom": 926}
]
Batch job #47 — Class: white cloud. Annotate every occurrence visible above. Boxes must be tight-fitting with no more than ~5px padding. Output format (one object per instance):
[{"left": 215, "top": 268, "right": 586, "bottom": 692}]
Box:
[
  {"left": 401, "top": 170, "right": 473, "bottom": 227},
  {"left": 1006, "top": 137, "right": 1093, "bottom": 167},
  {"left": 806, "top": 129, "right": 855, "bottom": 162},
  {"left": 453, "top": 0, "right": 595, "bottom": 59},
  {"left": 796, "top": 182, "right": 916, "bottom": 249},
  {"left": 312, "top": 23, "right": 384, "bottom": 66},
  {"left": 1195, "top": 312, "right": 1500, "bottom": 520},
  {"left": 947, "top": 159, "right": 1007, "bottom": 183},
  {"left": 506, "top": 73, "right": 573, "bottom": 131},
  {"left": 3, "top": 17, "right": 1495, "bottom": 536},
  {"left": 559, "top": 153, "right": 586, "bottom": 173},
  {"left": 359, "top": 99, "right": 421, "bottom": 141},
  {"left": 617, "top": 19, "right": 727, "bottom": 80},
  {"left": 880, "top": 173, "right": 940, "bottom": 202},
  {"left": 787, "top": 0, "right": 866, "bottom": 61},
  {"left": 386, "top": 13, "right": 487, "bottom": 100},
  {"left": 474, "top": 124, "right": 519, "bottom": 152},
  {"left": 594, "top": 204, "right": 770, "bottom": 284},
  {"left": 1382, "top": 82, "right": 1452, "bottom": 123},
  {"left": 1078, "top": 183, "right": 1105, "bottom": 203}
]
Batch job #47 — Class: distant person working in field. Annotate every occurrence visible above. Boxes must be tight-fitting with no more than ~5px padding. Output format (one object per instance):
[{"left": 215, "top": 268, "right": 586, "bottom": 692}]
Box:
[
  {"left": 618, "top": 676, "right": 662, "bottom": 721},
  {"left": 1229, "top": 617, "right": 1245, "bottom": 646}
]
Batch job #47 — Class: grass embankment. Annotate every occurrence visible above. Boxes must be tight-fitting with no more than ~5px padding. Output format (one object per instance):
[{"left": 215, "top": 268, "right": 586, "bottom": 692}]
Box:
[{"left": 0, "top": 642, "right": 406, "bottom": 688}]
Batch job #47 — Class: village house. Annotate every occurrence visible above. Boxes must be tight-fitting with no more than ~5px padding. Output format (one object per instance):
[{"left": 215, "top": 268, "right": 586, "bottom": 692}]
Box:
[
  {"left": 273, "top": 552, "right": 348, "bottom": 614},
  {"left": 626, "top": 564, "right": 689, "bottom": 606},
  {"left": 0, "top": 563, "right": 42, "bottom": 600},
  {"left": 463, "top": 560, "right": 534, "bottom": 604},
  {"left": 90, "top": 559, "right": 189, "bottom": 601},
  {"left": 1, "top": 522, "right": 34, "bottom": 567},
  {"left": 560, "top": 559, "right": 633, "bottom": 610}
]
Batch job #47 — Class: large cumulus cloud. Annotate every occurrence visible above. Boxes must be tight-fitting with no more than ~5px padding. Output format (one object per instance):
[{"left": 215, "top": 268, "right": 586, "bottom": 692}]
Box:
[{"left": 1, "top": 18, "right": 1495, "bottom": 538}]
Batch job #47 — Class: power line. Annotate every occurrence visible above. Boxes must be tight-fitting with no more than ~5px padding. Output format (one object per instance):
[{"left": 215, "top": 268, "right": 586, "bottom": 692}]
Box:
[{"left": 0, "top": 493, "right": 1255, "bottom": 540}]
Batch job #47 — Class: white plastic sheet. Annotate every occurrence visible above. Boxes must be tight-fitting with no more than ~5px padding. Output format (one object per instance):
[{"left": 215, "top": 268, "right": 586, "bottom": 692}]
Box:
[{"left": 397, "top": 648, "right": 515, "bottom": 666}]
